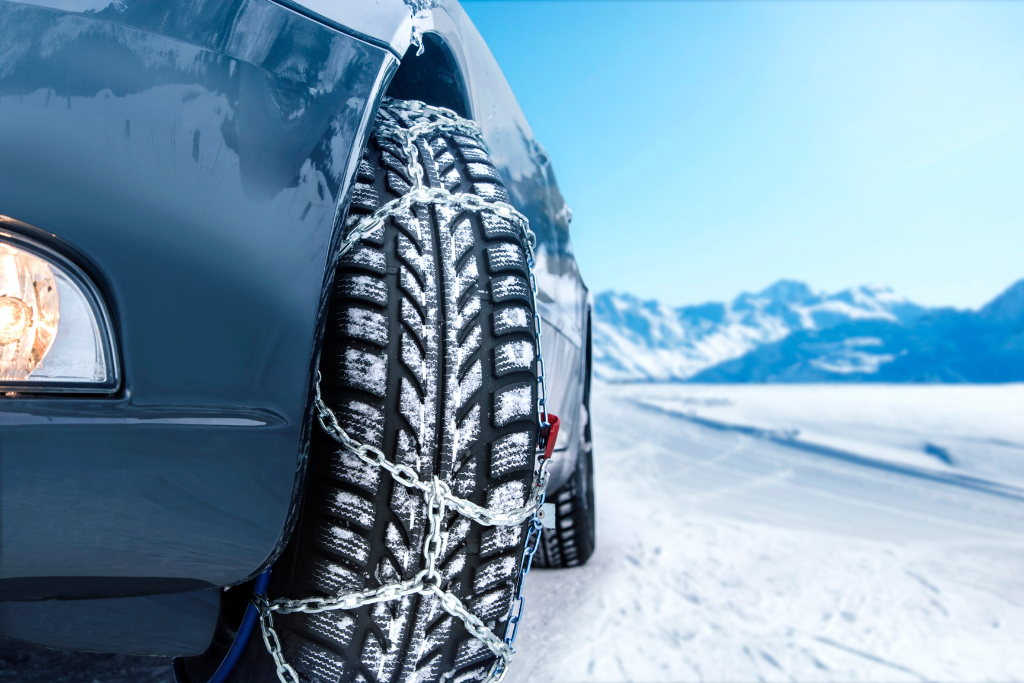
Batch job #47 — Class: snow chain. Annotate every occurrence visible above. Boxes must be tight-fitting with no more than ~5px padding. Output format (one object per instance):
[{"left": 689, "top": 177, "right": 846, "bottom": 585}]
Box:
[{"left": 254, "top": 98, "right": 553, "bottom": 683}]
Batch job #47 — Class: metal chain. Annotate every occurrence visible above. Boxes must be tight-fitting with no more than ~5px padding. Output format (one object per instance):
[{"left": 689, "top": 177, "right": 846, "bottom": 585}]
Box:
[{"left": 255, "top": 101, "right": 551, "bottom": 683}]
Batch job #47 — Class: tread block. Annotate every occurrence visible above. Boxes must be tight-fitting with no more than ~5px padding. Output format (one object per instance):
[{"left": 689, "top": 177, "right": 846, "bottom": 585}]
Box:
[
  {"left": 449, "top": 664, "right": 492, "bottom": 683},
  {"left": 458, "top": 326, "right": 481, "bottom": 369},
  {"left": 453, "top": 638, "right": 491, "bottom": 671},
  {"left": 375, "top": 555, "right": 402, "bottom": 586},
  {"left": 390, "top": 471, "right": 423, "bottom": 539},
  {"left": 399, "top": 377, "right": 435, "bottom": 451},
  {"left": 314, "top": 522, "right": 371, "bottom": 566},
  {"left": 327, "top": 446, "right": 381, "bottom": 492},
  {"left": 289, "top": 638, "right": 347, "bottom": 683},
  {"left": 494, "top": 340, "right": 534, "bottom": 376},
  {"left": 381, "top": 150, "right": 412, "bottom": 182},
  {"left": 292, "top": 611, "right": 356, "bottom": 651},
  {"left": 490, "top": 275, "right": 531, "bottom": 304},
  {"left": 428, "top": 137, "right": 448, "bottom": 155},
  {"left": 492, "top": 306, "right": 532, "bottom": 336},
  {"left": 436, "top": 150, "right": 456, "bottom": 172},
  {"left": 492, "top": 382, "right": 534, "bottom": 427},
  {"left": 449, "top": 216, "right": 475, "bottom": 261},
  {"left": 339, "top": 244, "right": 387, "bottom": 274},
  {"left": 376, "top": 139, "right": 408, "bottom": 166},
  {"left": 398, "top": 234, "right": 430, "bottom": 284},
  {"left": 451, "top": 456, "right": 476, "bottom": 498},
  {"left": 338, "top": 347, "right": 387, "bottom": 397},
  {"left": 466, "top": 162, "right": 501, "bottom": 183},
  {"left": 456, "top": 256, "right": 479, "bottom": 303},
  {"left": 401, "top": 295, "right": 425, "bottom": 330},
  {"left": 388, "top": 169, "right": 411, "bottom": 196},
  {"left": 385, "top": 522, "right": 417, "bottom": 575},
  {"left": 440, "top": 548, "right": 467, "bottom": 585},
  {"left": 473, "top": 183, "right": 509, "bottom": 203},
  {"left": 356, "top": 158, "right": 375, "bottom": 182},
  {"left": 401, "top": 333, "right": 427, "bottom": 389},
  {"left": 347, "top": 218, "right": 385, "bottom": 247},
  {"left": 481, "top": 213, "right": 520, "bottom": 241},
  {"left": 456, "top": 360, "right": 482, "bottom": 413},
  {"left": 400, "top": 265, "right": 427, "bottom": 310},
  {"left": 434, "top": 202, "right": 463, "bottom": 235},
  {"left": 420, "top": 602, "right": 454, "bottom": 651},
  {"left": 469, "top": 586, "right": 513, "bottom": 624},
  {"left": 442, "top": 168, "right": 461, "bottom": 190},
  {"left": 459, "top": 146, "right": 488, "bottom": 162},
  {"left": 473, "top": 554, "right": 517, "bottom": 593},
  {"left": 480, "top": 524, "right": 522, "bottom": 559},
  {"left": 350, "top": 182, "right": 379, "bottom": 211},
  {"left": 458, "top": 296, "right": 481, "bottom": 331},
  {"left": 336, "top": 307, "right": 387, "bottom": 347},
  {"left": 336, "top": 274, "right": 387, "bottom": 307},
  {"left": 361, "top": 626, "right": 402, "bottom": 682},
  {"left": 358, "top": 157, "right": 378, "bottom": 181},
  {"left": 486, "top": 243, "right": 526, "bottom": 275},
  {"left": 455, "top": 405, "right": 481, "bottom": 465},
  {"left": 489, "top": 431, "right": 532, "bottom": 478},
  {"left": 453, "top": 134, "right": 485, "bottom": 150},
  {"left": 302, "top": 554, "right": 364, "bottom": 595},
  {"left": 317, "top": 486, "right": 376, "bottom": 528},
  {"left": 392, "top": 206, "right": 427, "bottom": 248},
  {"left": 335, "top": 399, "right": 384, "bottom": 449},
  {"left": 394, "top": 427, "right": 424, "bottom": 472},
  {"left": 487, "top": 481, "right": 526, "bottom": 514},
  {"left": 443, "top": 517, "right": 472, "bottom": 565}
]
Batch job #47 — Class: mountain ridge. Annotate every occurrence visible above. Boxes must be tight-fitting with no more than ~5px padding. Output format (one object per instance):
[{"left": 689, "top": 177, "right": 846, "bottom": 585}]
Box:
[{"left": 593, "top": 279, "right": 1024, "bottom": 383}]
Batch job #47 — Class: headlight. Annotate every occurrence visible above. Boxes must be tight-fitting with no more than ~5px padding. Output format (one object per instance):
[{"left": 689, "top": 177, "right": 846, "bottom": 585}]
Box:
[{"left": 0, "top": 222, "right": 118, "bottom": 393}]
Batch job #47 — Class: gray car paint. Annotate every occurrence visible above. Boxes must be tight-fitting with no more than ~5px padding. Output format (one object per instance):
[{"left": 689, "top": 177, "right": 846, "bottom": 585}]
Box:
[{"left": 0, "top": 0, "right": 588, "bottom": 655}]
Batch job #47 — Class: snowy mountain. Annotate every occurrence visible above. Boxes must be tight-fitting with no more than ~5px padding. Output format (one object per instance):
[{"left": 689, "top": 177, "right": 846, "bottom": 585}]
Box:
[
  {"left": 692, "top": 279, "right": 1024, "bottom": 383},
  {"left": 593, "top": 280, "right": 928, "bottom": 381}
]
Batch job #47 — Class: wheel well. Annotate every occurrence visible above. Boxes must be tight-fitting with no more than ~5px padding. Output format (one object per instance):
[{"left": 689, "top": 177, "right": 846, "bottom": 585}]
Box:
[{"left": 385, "top": 33, "right": 469, "bottom": 118}]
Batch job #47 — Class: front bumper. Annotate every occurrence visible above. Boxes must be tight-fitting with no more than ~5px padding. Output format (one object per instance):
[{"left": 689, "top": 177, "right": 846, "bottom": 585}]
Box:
[{"left": 0, "top": 0, "right": 394, "bottom": 593}]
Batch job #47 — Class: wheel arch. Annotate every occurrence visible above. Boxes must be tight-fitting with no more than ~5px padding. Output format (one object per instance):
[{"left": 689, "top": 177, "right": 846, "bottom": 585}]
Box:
[{"left": 385, "top": 32, "right": 472, "bottom": 119}]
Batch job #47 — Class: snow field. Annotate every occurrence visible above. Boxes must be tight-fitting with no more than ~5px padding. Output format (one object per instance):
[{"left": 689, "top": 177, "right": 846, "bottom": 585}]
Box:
[
  {"left": 624, "top": 383, "right": 1024, "bottom": 484},
  {"left": 507, "top": 383, "right": 1024, "bottom": 682}
]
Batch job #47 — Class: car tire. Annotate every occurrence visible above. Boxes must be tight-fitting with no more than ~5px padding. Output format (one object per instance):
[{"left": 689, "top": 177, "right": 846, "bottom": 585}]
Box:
[
  {"left": 209, "top": 99, "right": 542, "bottom": 683},
  {"left": 534, "top": 403, "right": 595, "bottom": 569}
]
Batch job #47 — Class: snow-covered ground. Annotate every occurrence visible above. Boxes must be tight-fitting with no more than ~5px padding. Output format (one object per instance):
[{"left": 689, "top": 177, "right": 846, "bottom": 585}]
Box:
[{"left": 508, "top": 382, "right": 1024, "bottom": 683}]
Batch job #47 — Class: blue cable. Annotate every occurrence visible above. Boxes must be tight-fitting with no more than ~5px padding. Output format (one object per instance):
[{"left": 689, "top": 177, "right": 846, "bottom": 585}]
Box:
[{"left": 173, "top": 568, "right": 272, "bottom": 683}]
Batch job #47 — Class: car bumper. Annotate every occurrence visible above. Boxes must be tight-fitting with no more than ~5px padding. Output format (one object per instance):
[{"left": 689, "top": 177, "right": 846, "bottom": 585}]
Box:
[{"left": 0, "top": 0, "right": 395, "bottom": 594}]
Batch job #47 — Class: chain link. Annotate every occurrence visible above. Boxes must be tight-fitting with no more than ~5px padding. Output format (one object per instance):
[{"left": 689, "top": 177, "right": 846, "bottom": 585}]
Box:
[{"left": 254, "top": 100, "right": 552, "bottom": 683}]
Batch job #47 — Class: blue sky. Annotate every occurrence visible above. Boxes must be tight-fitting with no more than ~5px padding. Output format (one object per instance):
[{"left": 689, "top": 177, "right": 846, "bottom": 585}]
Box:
[{"left": 462, "top": 1, "right": 1024, "bottom": 309}]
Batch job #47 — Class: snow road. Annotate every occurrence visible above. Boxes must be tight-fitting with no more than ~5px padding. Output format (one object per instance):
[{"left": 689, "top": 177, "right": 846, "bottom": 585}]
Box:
[{"left": 507, "top": 382, "right": 1024, "bottom": 683}]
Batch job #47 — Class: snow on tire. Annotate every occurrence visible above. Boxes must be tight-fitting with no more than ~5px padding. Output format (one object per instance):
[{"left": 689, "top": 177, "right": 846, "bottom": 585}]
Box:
[{"left": 248, "top": 101, "right": 539, "bottom": 683}]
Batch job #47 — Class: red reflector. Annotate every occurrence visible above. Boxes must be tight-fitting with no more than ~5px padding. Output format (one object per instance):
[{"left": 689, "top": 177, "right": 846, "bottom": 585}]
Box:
[{"left": 539, "top": 414, "right": 560, "bottom": 460}]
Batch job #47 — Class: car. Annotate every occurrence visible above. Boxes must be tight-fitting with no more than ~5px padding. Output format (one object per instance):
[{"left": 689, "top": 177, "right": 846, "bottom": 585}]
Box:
[{"left": 0, "top": 1, "right": 594, "bottom": 681}]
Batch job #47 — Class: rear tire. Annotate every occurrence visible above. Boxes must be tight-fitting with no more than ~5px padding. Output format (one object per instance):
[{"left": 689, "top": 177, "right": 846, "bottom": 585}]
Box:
[
  {"left": 535, "top": 404, "right": 596, "bottom": 569},
  {"left": 222, "top": 100, "right": 541, "bottom": 683}
]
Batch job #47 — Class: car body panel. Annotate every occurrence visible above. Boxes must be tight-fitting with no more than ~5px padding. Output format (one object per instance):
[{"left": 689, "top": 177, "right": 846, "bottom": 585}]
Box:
[
  {"left": 428, "top": 1, "right": 589, "bottom": 489},
  {"left": 0, "top": 0, "right": 588, "bottom": 655},
  {"left": 0, "top": 0, "right": 395, "bottom": 588},
  {"left": 0, "top": 588, "right": 219, "bottom": 656}
]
